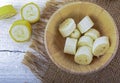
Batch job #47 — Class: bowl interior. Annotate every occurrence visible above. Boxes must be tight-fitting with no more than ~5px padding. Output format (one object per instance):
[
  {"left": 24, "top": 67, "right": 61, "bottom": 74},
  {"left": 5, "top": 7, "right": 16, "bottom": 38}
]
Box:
[{"left": 45, "top": 2, "right": 119, "bottom": 74}]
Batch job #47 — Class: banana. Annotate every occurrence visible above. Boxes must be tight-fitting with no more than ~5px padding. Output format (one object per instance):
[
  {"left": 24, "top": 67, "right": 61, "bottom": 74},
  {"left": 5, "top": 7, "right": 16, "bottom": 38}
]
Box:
[
  {"left": 78, "top": 36, "right": 93, "bottom": 47},
  {"left": 0, "top": 5, "right": 17, "bottom": 19},
  {"left": 92, "top": 36, "right": 110, "bottom": 57},
  {"left": 9, "top": 20, "right": 32, "bottom": 42},
  {"left": 59, "top": 18, "right": 76, "bottom": 37},
  {"left": 70, "top": 28, "right": 81, "bottom": 39},
  {"left": 77, "top": 16, "right": 94, "bottom": 34},
  {"left": 85, "top": 28, "right": 100, "bottom": 40},
  {"left": 64, "top": 37, "right": 77, "bottom": 55},
  {"left": 74, "top": 46, "right": 93, "bottom": 65},
  {"left": 21, "top": 2, "right": 40, "bottom": 23}
]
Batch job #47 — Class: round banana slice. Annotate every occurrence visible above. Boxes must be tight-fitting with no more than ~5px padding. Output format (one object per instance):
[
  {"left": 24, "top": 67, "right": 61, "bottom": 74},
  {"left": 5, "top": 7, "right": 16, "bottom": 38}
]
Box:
[
  {"left": 77, "top": 16, "right": 94, "bottom": 34},
  {"left": 0, "top": 5, "right": 17, "bottom": 19},
  {"left": 64, "top": 37, "right": 77, "bottom": 55},
  {"left": 21, "top": 2, "right": 40, "bottom": 23},
  {"left": 9, "top": 20, "right": 32, "bottom": 42},
  {"left": 59, "top": 18, "right": 76, "bottom": 37},
  {"left": 74, "top": 46, "right": 93, "bottom": 65},
  {"left": 92, "top": 36, "right": 110, "bottom": 57},
  {"left": 70, "top": 28, "right": 81, "bottom": 39},
  {"left": 78, "top": 36, "right": 93, "bottom": 47},
  {"left": 85, "top": 28, "right": 100, "bottom": 40}
]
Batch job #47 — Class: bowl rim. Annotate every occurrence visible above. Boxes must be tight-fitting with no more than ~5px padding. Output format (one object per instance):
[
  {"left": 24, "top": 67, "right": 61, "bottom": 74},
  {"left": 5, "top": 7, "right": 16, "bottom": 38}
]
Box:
[{"left": 44, "top": 1, "right": 119, "bottom": 74}]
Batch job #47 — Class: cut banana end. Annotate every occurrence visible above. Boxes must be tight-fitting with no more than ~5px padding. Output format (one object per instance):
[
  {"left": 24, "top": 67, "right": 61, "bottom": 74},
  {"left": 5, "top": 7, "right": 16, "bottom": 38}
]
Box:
[
  {"left": 74, "top": 46, "right": 93, "bottom": 65},
  {"left": 9, "top": 20, "right": 32, "bottom": 42},
  {"left": 70, "top": 28, "right": 81, "bottom": 39},
  {"left": 77, "top": 16, "right": 94, "bottom": 34},
  {"left": 78, "top": 36, "right": 93, "bottom": 47},
  {"left": 85, "top": 28, "right": 100, "bottom": 40},
  {"left": 59, "top": 18, "right": 76, "bottom": 37},
  {"left": 64, "top": 37, "right": 77, "bottom": 55},
  {"left": 0, "top": 5, "right": 17, "bottom": 19},
  {"left": 21, "top": 2, "right": 40, "bottom": 23},
  {"left": 92, "top": 36, "right": 110, "bottom": 57}
]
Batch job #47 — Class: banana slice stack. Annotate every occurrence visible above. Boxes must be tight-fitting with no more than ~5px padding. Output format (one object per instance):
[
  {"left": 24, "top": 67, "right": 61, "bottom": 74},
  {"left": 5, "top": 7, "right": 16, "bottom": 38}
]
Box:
[{"left": 59, "top": 16, "right": 110, "bottom": 65}]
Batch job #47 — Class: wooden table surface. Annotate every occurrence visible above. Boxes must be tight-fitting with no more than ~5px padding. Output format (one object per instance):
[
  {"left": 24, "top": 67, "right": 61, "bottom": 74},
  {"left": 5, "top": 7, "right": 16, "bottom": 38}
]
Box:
[{"left": 0, "top": 0, "right": 47, "bottom": 83}]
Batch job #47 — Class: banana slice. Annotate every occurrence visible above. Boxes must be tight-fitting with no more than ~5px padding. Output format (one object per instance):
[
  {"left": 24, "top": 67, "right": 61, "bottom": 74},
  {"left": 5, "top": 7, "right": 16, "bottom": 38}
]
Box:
[
  {"left": 78, "top": 36, "right": 93, "bottom": 47},
  {"left": 70, "top": 28, "right": 81, "bottom": 39},
  {"left": 74, "top": 46, "right": 93, "bottom": 65},
  {"left": 64, "top": 37, "right": 77, "bottom": 55},
  {"left": 9, "top": 20, "right": 32, "bottom": 42},
  {"left": 77, "top": 16, "right": 94, "bottom": 34},
  {"left": 21, "top": 2, "right": 40, "bottom": 23},
  {"left": 85, "top": 28, "right": 100, "bottom": 40},
  {"left": 59, "top": 18, "right": 76, "bottom": 37},
  {"left": 0, "top": 5, "right": 17, "bottom": 19},
  {"left": 92, "top": 36, "right": 110, "bottom": 57}
]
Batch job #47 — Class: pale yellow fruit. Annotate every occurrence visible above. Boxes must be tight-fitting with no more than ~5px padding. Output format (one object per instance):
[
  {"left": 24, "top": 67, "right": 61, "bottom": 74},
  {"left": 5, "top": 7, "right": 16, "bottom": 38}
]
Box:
[
  {"left": 21, "top": 2, "right": 40, "bottom": 23},
  {"left": 92, "top": 36, "right": 110, "bottom": 57},
  {"left": 64, "top": 37, "right": 77, "bottom": 55},
  {"left": 0, "top": 5, "right": 17, "bottom": 19},
  {"left": 78, "top": 35, "right": 93, "bottom": 47},
  {"left": 9, "top": 20, "right": 32, "bottom": 42},
  {"left": 74, "top": 46, "right": 93, "bottom": 65},
  {"left": 85, "top": 28, "right": 100, "bottom": 40},
  {"left": 59, "top": 18, "right": 76, "bottom": 37},
  {"left": 77, "top": 16, "right": 94, "bottom": 34},
  {"left": 70, "top": 29, "right": 81, "bottom": 39}
]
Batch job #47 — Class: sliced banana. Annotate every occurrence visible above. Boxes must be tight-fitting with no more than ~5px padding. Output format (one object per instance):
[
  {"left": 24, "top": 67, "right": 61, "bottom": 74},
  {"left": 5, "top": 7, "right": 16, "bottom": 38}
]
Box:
[
  {"left": 70, "top": 28, "right": 81, "bottom": 39},
  {"left": 64, "top": 37, "right": 77, "bottom": 55},
  {"left": 59, "top": 18, "right": 76, "bottom": 37},
  {"left": 9, "top": 20, "right": 32, "bottom": 42},
  {"left": 77, "top": 16, "right": 94, "bottom": 34},
  {"left": 92, "top": 36, "right": 110, "bottom": 57},
  {"left": 21, "top": 2, "right": 40, "bottom": 23},
  {"left": 0, "top": 5, "right": 17, "bottom": 19},
  {"left": 85, "top": 28, "right": 100, "bottom": 40},
  {"left": 74, "top": 46, "right": 93, "bottom": 65},
  {"left": 78, "top": 36, "right": 93, "bottom": 47}
]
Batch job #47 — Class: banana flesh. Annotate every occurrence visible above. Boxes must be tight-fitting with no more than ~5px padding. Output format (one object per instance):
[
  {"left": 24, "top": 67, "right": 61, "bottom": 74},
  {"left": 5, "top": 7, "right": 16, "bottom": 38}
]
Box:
[
  {"left": 77, "top": 16, "right": 94, "bottom": 34},
  {"left": 21, "top": 2, "right": 40, "bottom": 23},
  {"left": 0, "top": 5, "right": 17, "bottom": 19},
  {"left": 9, "top": 20, "right": 32, "bottom": 42},
  {"left": 92, "top": 36, "right": 110, "bottom": 57},
  {"left": 74, "top": 46, "right": 93, "bottom": 65},
  {"left": 70, "top": 29, "right": 81, "bottom": 39},
  {"left": 64, "top": 37, "right": 77, "bottom": 55},
  {"left": 59, "top": 18, "right": 76, "bottom": 37},
  {"left": 85, "top": 28, "right": 100, "bottom": 40},
  {"left": 78, "top": 36, "right": 93, "bottom": 47}
]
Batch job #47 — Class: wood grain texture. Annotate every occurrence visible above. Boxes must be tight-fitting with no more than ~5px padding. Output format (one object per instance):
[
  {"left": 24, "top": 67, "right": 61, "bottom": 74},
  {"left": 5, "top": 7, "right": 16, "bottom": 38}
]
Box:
[{"left": 23, "top": 0, "right": 120, "bottom": 83}]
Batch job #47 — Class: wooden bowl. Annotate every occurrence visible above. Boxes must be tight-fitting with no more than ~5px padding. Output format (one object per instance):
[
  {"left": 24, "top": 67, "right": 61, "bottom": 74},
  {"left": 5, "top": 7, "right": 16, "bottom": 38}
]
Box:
[{"left": 44, "top": 2, "right": 119, "bottom": 74}]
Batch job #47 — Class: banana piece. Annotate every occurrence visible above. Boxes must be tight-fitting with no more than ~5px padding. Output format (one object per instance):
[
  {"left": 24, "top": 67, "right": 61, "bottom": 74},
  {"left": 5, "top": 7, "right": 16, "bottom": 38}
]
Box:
[
  {"left": 21, "top": 2, "right": 40, "bottom": 23},
  {"left": 78, "top": 36, "right": 93, "bottom": 47},
  {"left": 85, "top": 28, "right": 100, "bottom": 40},
  {"left": 74, "top": 46, "right": 93, "bottom": 65},
  {"left": 59, "top": 18, "right": 76, "bottom": 37},
  {"left": 0, "top": 5, "right": 17, "bottom": 19},
  {"left": 64, "top": 37, "right": 77, "bottom": 55},
  {"left": 77, "top": 16, "right": 94, "bottom": 34},
  {"left": 92, "top": 36, "right": 110, "bottom": 57},
  {"left": 70, "top": 28, "right": 81, "bottom": 39},
  {"left": 9, "top": 20, "right": 32, "bottom": 42}
]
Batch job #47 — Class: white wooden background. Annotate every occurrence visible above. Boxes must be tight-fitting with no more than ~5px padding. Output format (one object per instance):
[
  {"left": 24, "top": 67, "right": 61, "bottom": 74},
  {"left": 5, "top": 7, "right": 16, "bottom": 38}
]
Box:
[{"left": 0, "top": 0, "right": 48, "bottom": 83}]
